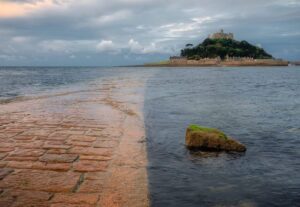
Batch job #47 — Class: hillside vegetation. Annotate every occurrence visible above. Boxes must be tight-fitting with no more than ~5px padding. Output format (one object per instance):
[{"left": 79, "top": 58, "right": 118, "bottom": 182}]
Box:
[{"left": 180, "top": 38, "right": 273, "bottom": 60}]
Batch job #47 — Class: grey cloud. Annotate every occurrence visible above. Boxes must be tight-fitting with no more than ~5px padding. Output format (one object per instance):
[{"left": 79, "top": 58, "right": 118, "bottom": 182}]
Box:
[
  {"left": 0, "top": 0, "right": 299, "bottom": 66},
  {"left": 7, "top": 0, "right": 44, "bottom": 2}
]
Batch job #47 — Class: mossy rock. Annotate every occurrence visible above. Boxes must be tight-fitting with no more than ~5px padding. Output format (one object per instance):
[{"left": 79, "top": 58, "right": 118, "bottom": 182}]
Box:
[{"left": 186, "top": 124, "right": 246, "bottom": 152}]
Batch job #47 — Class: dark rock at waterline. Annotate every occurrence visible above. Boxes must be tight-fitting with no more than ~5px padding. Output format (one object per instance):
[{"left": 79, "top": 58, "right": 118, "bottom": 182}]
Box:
[{"left": 185, "top": 125, "right": 246, "bottom": 152}]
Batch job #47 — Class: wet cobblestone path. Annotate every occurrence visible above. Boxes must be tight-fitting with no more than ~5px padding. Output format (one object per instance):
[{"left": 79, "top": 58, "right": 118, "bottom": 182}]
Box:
[{"left": 0, "top": 78, "right": 149, "bottom": 207}]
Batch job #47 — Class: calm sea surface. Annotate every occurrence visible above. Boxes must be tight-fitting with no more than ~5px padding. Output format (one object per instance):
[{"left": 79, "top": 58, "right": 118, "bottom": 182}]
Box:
[
  {"left": 0, "top": 67, "right": 126, "bottom": 102},
  {"left": 1, "top": 66, "right": 300, "bottom": 207},
  {"left": 144, "top": 67, "right": 300, "bottom": 207}
]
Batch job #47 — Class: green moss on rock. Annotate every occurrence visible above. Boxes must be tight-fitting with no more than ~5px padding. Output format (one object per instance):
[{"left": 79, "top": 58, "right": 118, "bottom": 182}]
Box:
[
  {"left": 188, "top": 124, "right": 228, "bottom": 140},
  {"left": 186, "top": 124, "right": 246, "bottom": 152}
]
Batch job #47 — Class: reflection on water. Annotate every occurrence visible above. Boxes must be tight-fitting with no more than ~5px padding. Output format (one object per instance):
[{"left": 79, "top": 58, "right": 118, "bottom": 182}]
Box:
[
  {"left": 144, "top": 67, "right": 300, "bottom": 207},
  {"left": 188, "top": 150, "right": 245, "bottom": 161}
]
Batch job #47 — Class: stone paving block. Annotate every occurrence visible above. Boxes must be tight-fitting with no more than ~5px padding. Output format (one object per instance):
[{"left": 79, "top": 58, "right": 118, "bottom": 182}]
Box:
[
  {"left": 14, "top": 141, "right": 44, "bottom": 149},
  {"left": 0, "top": 142, "right": 15, "bottom": 148},
  {"left": 97, "top": 128, "right": 122, "bottom": 138},
  {"left": 49, "top": 132, "right": 71, "bottom": 138},
  {"left": 77, "top": 124, "right": 105, "bottom": 129},
  {"left": 78, "top": 179, "right": 103, "bottom": 193},
  {"left": 0, "top": 168, "right": 14, "bottom": 180},
  {"left": 5, "top": 156, "right": 39, "bottom": 161},
  {"left": 47, "top": 149, "right": 68, "bottom": 154},
  {"left": 0, "top": 153, "right": 8, "bottom": 160},
  {"left": 46, "top": 140, "right": 66, "bottom": 145},
  {"left": 0, "top": 147, "right": 14, "bottom": 153},
  {"left": 73, "top": 160, "right": 108, "bottom": 172},
  {"left": 38, "top": 136, "right": 67, "bottom": 141},
  {"left": 0, "top": 137, "right": 7, "bottom": 142},
  {"left": 40, "top": 154, "right": 78, "bottom": 163},
  {"left": 12, "top": 201, "right": 51, "bottom": 207},
  {"left": 51, "top": 193, "right": 99, "bottom": 205},
  {"left": 80, "top": 155, "right": 111, "bottom": 161},
  {"left": 0, "top": 161, "right": 7, "bottom": 168},
  {"left": 1, "top": 190, "right": 51, "bottom": 207},
  {"left": 69, "top": 147, "right": 112, "bottom": 156},
  {"left": 13, "top": 135, "right": 35, "bottom": 141},
  {"left": 69, "top": 127, "right": 90, "bottom": 131},
  {"left": 50, "top": 203, "right": 93, "bottom": 207},
  {"left": 93, "top": 140, "right": 118, "bottom": 148},
  {"left": 0, "top": 192, "right": 15, "bottom": 207},
  {"left": 5, "top": 160, "right": 71, "bottom": 171},
  {"left": 4, "top": 128, "right": 26, "bottom": 134},
  {"left": 68, "top": 140, "right": 93, "bottom": 147},
  {"left": 6, "top": 161, "right": 35, "bottom": 169},
  {"left": 43, "top": 144, "right": 71, "bottom": 150},
  {"left": 0, "top": 170, "right": 80, "bottom": 192},
  {"left": 32, "top": 162, "right": 71, "bottom": 171},
  {"left": 70, "top": 135, "right": 97, "bottom": 142},
  {"left": 59, "top": 124, "right": 75, "bottom": 129},
  {"left": 86, "top": 130, "right": 104, "bottom": 136},
  {"left": 10, "top": 149, "right": 46, "bottom": 157},
  {"left": 57, "top": 130, "right": 86, "bottom": 135},
  {"left": 15, "top": 139, "right": 32, "bottom": 143},
  {"left": 1, "top": 132, "right": 20, "bottom": 138},
  {"left": 22, "top": 129, "right": 54, "bottom": 136},
  {"left": 85, "top": 172, "right": 108, "bottom": 180}
]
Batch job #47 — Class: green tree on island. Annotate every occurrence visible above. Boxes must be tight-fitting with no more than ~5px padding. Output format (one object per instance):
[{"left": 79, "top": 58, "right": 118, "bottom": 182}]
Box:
[{"left": 181, "top": 38, "right": 273, "bottom": 60}]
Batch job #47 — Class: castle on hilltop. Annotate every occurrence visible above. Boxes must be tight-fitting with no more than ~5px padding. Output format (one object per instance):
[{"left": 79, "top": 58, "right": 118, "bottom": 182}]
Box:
[{"left": 209, "top": 29, "right": 234, "bottom": 40}]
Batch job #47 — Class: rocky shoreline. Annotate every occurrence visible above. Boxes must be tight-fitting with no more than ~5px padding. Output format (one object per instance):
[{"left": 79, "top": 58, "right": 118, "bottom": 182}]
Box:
[{"left": 143, "top": 59, "right": 289, "bottom": 67}]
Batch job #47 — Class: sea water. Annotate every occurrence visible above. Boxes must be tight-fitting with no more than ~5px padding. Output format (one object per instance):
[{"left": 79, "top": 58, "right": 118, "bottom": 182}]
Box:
[
  {"left": 1, "top": 66, "right": 299, "bottom": 207},
  {"left": 0, "top": 67, "right": 123, "bottom": 102},
  {"left": 144, "top": 66, "right": 300, "bottom": 207}
]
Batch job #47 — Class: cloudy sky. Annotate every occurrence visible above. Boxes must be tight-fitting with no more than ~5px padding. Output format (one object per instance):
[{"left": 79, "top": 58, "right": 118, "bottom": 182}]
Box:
[{"left": 0, "top": 0, "right": 299, "bottom": 66}]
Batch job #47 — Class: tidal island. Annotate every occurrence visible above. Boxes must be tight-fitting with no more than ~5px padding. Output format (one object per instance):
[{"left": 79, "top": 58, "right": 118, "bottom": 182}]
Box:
[{"left": 145, "top": 29, "right": 289, "bottom": 67}]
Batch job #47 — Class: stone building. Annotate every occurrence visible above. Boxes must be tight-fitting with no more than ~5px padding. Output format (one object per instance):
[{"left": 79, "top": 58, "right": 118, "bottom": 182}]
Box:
[{"left": 209, "top": 29, "right": 234, "bottom": 40}]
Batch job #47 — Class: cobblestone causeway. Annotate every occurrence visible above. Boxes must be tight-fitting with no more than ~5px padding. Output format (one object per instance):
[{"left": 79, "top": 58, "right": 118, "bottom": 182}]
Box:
[{"left": 0, "top": 78, "right": 149, "bottom": 207}]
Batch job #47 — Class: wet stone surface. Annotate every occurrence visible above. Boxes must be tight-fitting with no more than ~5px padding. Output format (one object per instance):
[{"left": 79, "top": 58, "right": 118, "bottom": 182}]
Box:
[{"left": 0, "top": 78, "right": 148, "bottom": 207}]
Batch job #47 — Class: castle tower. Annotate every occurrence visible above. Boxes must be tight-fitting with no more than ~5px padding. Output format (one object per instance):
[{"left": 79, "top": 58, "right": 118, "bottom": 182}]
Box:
[{"left": 209, "top": 29, "right": 234, "bottom": 40}]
